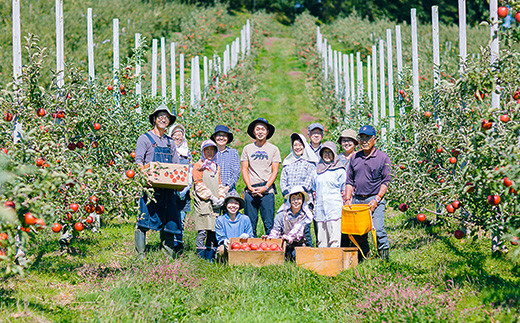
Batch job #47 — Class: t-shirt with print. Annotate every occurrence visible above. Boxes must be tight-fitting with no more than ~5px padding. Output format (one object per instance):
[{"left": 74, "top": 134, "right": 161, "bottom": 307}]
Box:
[{"left": 241, "top": 141, "right": 281, "bottom": 193}]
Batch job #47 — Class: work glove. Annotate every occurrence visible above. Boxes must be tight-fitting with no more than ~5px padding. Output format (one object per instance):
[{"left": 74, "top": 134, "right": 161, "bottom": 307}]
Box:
[
  {"left": 282, "top": 234, "right": 294, "bottom": 244},
  {"left": 224, "top": 239, "right": 230, "bottom": 248},
  {"left": 239, "top": 233, "right": 250, "bottom": 239},
  {"left": 210, "top": 196, "right": 219, "bottom": 205},
  {"left": 215, "top": 197, "right": 225, "bottom": 208}
]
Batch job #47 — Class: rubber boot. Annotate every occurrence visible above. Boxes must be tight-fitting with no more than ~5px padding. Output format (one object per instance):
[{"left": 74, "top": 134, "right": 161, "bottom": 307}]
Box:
[
  {"left": 205, "top": 248, "right": 215, "bottom": 263},
  {"left": 196, "top": 248, "right": 206, "bottom": 259},
  {"left": 160, "top": 231, "right": 176, "bottom": 258},
  {"left": 134, "top": 227, "right": 146, "bottom": 260},
  {"left": 378, "top": 248, "right": 389, "bottom": 261}
]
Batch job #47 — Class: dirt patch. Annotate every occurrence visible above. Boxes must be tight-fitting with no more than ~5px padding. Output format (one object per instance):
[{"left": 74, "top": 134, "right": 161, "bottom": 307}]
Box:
[
  {"left": 299, "top": 113, "right": 317, "bottom": 123},
  {"left": 288, "top": 71, "right": 302, "bottom": 76},
  {"left": 260, "top": 97, "right": 271, "bottom": 102},
  {"left": 264, "top": 37, "right": 279, "bottom": 48}
]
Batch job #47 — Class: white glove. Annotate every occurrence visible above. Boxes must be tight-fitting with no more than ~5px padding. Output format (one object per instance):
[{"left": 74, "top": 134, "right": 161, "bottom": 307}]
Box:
[
  {"left": 216, "top": 197, "right": 225, "bottom": 207},
  {"left": 239, "top": 233, "right": 250, "bottom": 239},
  {"left": 210, "top": 196, "right": 219, "bottom": 205},
  {"left": 224, "top": 239, "right": 230, "bottom": 248},
  {"left": 282, "top": 234, "right": 294, "bottom": 244}
]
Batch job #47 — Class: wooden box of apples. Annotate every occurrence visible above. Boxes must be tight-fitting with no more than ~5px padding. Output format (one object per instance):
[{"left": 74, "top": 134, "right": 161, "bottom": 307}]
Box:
[
  {"left": 228, "top": 237, "right": 285, "bottom": 267},
  {"left": 144, "top": 162, "right": 189, "bottom": 190}
]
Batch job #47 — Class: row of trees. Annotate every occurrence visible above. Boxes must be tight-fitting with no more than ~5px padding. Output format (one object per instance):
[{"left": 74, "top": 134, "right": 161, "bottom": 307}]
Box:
[{"left": 183, "top": 0, "right": 491, "bottom": 24}]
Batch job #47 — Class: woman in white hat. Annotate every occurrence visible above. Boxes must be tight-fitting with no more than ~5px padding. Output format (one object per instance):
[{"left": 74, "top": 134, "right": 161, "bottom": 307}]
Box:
[
  {"left": 192, "top": 140, "right": 226, "bottom": 262},
  {"left": 265, "top": 185, "right": 313, "bottom": 260},
  {"left": 134, "top": 104, "right": 181, "bottom": 260},
  {"left": 337, "top": 129, "right": 359, "bottom": 168}
]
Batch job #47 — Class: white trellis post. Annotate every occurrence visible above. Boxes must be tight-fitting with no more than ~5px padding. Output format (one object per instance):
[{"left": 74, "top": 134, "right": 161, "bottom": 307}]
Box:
[
  {"left": 458, "top": 0, "right": 467, "bottom": 73},
  {"left": 241, "top": 28, "right": 246, "bottom": 58},
  {"left": 396, "top": 26, "right": 403, "bottom": 82},
  {"left": 356, "top": 52, "right": 363, "bottom": 105},
  {"left": 171, "top": 42, "right": 176, "bottom": 102},
  {"left": 161, "top": 38, "right": 167, "bottom": 98},
  {"left": 135, "top": 33, "right": 141, "bottom": 99},
  {"left": 224, "top": 45, "right": 230, "bottom": 75},
  {"left": 246, "top": 20, "right": 251, "bottom": 54},
  {"left": 151, "top": 39, "right": 157, "bottom": 96},
  {"left": 87, "top": 8, "right": 95, "bottom": 81},
  {"left": 113, "top": 19, "right": 120, "bottom": 78},
  {"left": 350, "top": 53, "right": 355, "bottom": 101},
  {"left": 190, "top": 57, "right": 195, "bottom": 106},
  {"left": 56, "top": 0, "right": 64, "bottom": 87},
  {"left": 367, "top": 55, "right": 372, "bottom": 103},
  {"left": 490, "top": 0, "right": 500, "bottom": 110},
  {"left": 328, "top": 45, "right": 333, "bottom": 69},
  {"left": 196, "top": 56, "right": 201, "bottom": 103},
  {"left": 203, "top": 56, "right": 208, "bottom": 93},
  {"left": 432, "top": 6, "right": 440, "bottom": 87},
  {"left": 387, "top": 29, "right": 395, "bottom": 130},
  {"left": 411, "top": 9, "right": 420, "bottom": 110},
  {"left": 323, "top": 39, "right": 328, "bottom": 81},
  {"left": 343, "top": 54, "right": 351, "bottom": 112},
  {"left": 12, "top": 0, "right": 22, "bottom": 84},
  {"left": 316, "top": 27, "right": 321, "bottom": 51},
  {"left": 179, "top": 53, "right": 185, "bottom": 105},
  {"left": 338, "top": 52, "right": 343, "bottom": 91},
  {"left": 379, "top": 40, "right": 386, "bottom": 120},
  {"left": 334, "top": 50, "right": 339, "bottom": 96},
  {"left": 372, "top": 45, "right": 378, "bottom": 125}
]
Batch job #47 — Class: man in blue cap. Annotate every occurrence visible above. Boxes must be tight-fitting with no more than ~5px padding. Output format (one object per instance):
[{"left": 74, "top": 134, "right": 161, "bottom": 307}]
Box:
[
  {"left": 241, "top": 118, "right": 281, "bottom": 236},
  {"left": 344, "top": 125, "right": 392, "bottom": 261}
]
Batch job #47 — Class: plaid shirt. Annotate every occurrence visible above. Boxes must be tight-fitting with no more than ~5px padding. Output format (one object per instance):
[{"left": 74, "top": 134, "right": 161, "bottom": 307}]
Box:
[
  {"left": 215, "top": 146, "right": 240, "bottom": 193},
  {"left": 280, "top": 159, "right": 317, "bottom": 198}
]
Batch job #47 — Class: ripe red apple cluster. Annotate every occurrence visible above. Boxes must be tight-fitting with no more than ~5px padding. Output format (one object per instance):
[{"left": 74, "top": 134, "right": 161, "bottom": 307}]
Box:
[{"left": 230, "top": 242, "right": 282, "bottom": 251}]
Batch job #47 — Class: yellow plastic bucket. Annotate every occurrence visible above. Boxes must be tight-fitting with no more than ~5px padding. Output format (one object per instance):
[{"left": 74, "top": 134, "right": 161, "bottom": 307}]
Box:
[{"left": 341, "top": 204, "right": 372, "bottom": 235}]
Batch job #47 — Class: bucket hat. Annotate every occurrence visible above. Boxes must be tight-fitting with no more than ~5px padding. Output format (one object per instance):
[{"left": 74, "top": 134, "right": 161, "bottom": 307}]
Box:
[
  {"left": 247, "top": 117, "right": 275, "bottom": 140},
  {"left": 223, "top": 191, "right": 245, "bottom": 210},
  {"left": 337, "top": 129, "right": 359, "bottom": 145},
  {"left": 210, "top": 125, "right": 234, "bottom": 144},
  {"left": 284, "top": 185, "right": 309, "bottom": 203},
  {"left": 149, "top": 104, "right": 176, "bottom": 127}
]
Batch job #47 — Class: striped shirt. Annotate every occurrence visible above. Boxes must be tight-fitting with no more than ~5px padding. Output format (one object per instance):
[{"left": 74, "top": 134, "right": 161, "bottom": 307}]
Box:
[{"left": 215, "top": 146, "right": 240, "bottom": 194}]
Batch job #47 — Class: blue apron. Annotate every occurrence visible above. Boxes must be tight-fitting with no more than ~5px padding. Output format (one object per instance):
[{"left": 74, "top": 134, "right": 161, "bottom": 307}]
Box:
[{"left": 137, "top": 133, "right": 182, "bottom": 243}]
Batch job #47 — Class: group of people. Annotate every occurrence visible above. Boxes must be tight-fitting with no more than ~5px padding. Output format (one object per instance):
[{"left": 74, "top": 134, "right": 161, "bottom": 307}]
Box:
[{"left": 134, "top": 104, "right": 392, "bottom": 262}]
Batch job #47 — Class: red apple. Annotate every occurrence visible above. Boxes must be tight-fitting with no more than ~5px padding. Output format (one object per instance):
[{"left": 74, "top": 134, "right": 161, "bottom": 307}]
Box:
[
  {"left": 417, "top": 213, "right": 426, "bottom": 222},
  {"left": 454, "top": 230, "right": 465, "bottom": 239}
]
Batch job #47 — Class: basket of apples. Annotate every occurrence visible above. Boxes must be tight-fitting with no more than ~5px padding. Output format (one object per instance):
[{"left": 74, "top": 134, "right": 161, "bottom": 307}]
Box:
[{"left": 228, "top": 237, "right": 285, "bottom": 266}]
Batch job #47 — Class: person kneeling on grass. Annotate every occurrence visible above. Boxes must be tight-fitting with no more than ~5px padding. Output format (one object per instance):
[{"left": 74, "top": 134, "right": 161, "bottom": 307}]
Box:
[
  {"left": 215, "top": 192, "right": 254, "bottom": 259},
  {"left": 264, "top": 186, "right": 313, "bottom": 261}
]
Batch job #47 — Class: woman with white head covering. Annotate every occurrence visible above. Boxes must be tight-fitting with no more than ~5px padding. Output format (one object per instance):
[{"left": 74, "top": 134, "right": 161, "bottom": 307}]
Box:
[
  {"left": 280, "top": 133, "right": 318, "bottom": 246},
  {"left": 168, "top": 124, "right": 192, "bottom": 231},
  {"left": 192, "top": 140, "right": 226, "bottom": 262},
  {"left": 312, "top": 141, "right": 346, "bottom": 248}
]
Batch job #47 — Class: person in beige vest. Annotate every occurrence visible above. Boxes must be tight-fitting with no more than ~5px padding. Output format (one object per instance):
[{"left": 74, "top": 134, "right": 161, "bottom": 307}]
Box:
[{"left": 192, "top": 140, "right": 226, "bottom": 262}]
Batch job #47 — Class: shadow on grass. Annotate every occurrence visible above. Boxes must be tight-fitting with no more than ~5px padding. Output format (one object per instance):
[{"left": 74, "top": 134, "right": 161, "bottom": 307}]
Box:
[{"left": 391, "top": 217, "right": 519, "bottom": 310}]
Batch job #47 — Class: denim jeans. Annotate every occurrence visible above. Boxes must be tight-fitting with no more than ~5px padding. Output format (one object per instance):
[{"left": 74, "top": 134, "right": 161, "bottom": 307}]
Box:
[
  {"left": 349, "top": 195, "right": 389, "bottom": 251},
  {"left": 244, "top": 192, "right": 275, "bottom": 237}
]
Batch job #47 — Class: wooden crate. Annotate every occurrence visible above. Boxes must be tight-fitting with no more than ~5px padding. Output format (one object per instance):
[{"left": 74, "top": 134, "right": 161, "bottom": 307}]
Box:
[
  {"left": 228, "top": 237, "right": 285, "bottom": 267},
  {"left": 144, "top": 162, "right": 189, "bottom": 190},
  {"left": 295, "top": 247, "right": 358, "bottom": 276}
]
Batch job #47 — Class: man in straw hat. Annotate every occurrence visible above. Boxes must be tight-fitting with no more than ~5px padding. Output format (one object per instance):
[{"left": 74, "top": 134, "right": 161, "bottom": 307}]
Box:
[
  {"left": 241, "top": 117, "right": 281, "bottom": 237},
  {"left": 134, "top": 104, "right": 181, "bottom": 260}
]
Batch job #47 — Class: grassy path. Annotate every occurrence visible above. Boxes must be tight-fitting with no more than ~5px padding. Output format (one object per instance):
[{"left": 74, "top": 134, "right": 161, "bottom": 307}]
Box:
[{"left": 253, "top": 28, "right": 323, "bottom": 155}]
